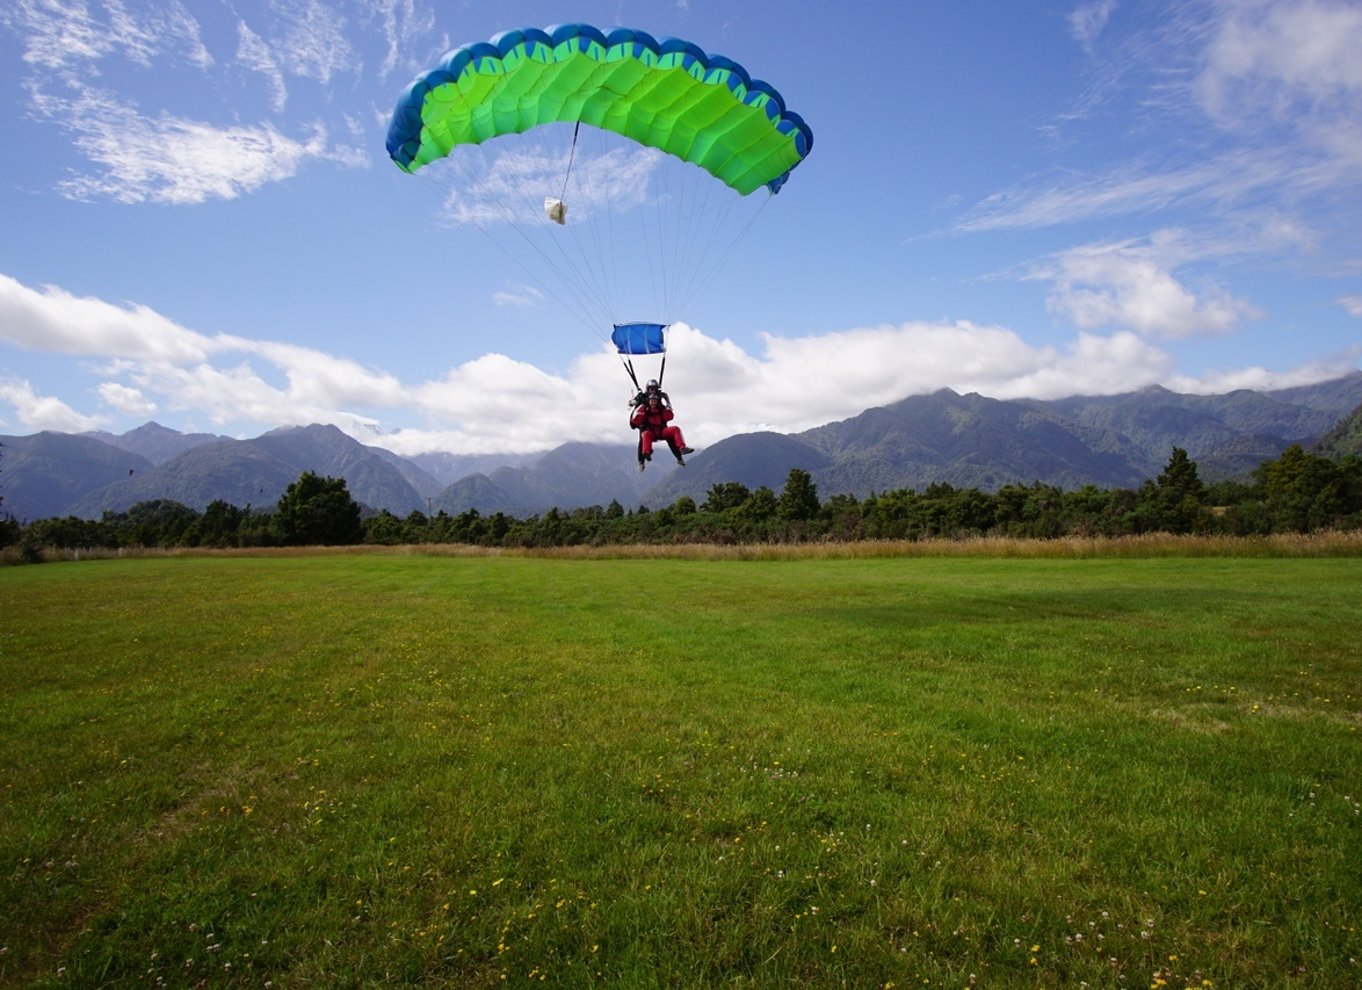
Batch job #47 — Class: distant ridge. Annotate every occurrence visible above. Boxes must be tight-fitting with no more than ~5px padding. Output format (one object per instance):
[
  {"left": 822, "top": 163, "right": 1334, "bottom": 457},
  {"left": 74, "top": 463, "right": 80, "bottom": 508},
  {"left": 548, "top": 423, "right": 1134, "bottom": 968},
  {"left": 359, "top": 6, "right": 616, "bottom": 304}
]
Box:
[
  {"left": 1311, "top": 399, "right": 1362, "bottom": 459},
  {"left": 3, "top": 371, "right": 1360, "bottom": 521},
  {"left": 82, "top": 421, "right": 225, "bottom": 466},
  {"left": 645, "top": 373, "right": 1362, "bottom": 506}
]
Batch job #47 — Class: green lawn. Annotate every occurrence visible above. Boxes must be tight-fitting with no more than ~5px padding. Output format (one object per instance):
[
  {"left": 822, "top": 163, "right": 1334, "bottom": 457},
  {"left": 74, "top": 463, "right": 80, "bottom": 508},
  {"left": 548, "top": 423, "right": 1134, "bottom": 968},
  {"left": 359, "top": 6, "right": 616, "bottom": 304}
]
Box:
[{"left": 2, "top": 553, "right": 1358, "bottom": 987}]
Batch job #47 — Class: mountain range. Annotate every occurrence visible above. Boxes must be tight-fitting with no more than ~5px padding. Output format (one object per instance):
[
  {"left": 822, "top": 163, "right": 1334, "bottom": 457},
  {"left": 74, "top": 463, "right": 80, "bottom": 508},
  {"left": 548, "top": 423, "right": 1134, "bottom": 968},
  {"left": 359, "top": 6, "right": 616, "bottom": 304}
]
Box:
[{"left": 2, "top": 372, "right": 1360, "bottom": 523}]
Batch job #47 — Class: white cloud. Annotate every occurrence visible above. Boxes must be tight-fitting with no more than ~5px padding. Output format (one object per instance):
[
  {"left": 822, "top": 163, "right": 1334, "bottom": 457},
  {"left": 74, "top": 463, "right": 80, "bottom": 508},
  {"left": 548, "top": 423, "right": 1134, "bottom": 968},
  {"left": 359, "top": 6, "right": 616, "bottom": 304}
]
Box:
[
  {"left": 439, "top": 144, "right": 661, "bottom": 227},
  {"left": 953, "top": 148, "right": 1311, "bottom": 234},
  {"left": 960, "top": 0, "right": 1362, "bottom": 244},
  {"left": 0, "top": 273, "right": 398, "bottom": 435},
  {"left": 992, "top": 330, "right": 1172, "bottom": 399},
  {"left": 3, "top": 0, "right": 210, "bottom": 71},
  {"left": 237, "top": 20, "right": 289, "bottom": 113},
  {"left": 7, "top": 0, "right": 362, "bottom": 205},
  {"left": 0, "top": 273, "right": 1349, "bottom": 457},
  {"left": 1165, "top": 345, "right": 1362, "bottom": 394},
  {"left": 672, "top": 322, "right": 1173, "bottom": 438},
  {"left": 31, "top": 84, "right": 336, "bottom": 204},
  {"left": 97, "top": 382, "right": 157, "bottom": 417},
  {"left": 1340, "top": 294, "right": 1362, "bottom": 317},
  {"left": 1195, "top": 0, "right": 1362, "bottom": 124},
  {"left": 368, "top": 0, "right": 435, "bottom": 80},
  {"left": 228, "top": 338, "right": 408, "bottom": 408},
  {"left": 1039, "top": 237, "right": 1262, "bottom": 338},
  {"left": 1069, "top": 0, "right": 1119, "bottom": 51},
  {"left": 0, "top": 378, "right": 104, "bottom": 433},
  {"left": 267, "top": 0, "right": 354, "bottom": 87},
  {"left": 0, "top": 273, "right": 214, "bottom": 362},
  {"left": 165, "top": 1, "right": 213, "bottom": 70},
  {"left": 493, "top": 284, "right": 545, "bottom": 308},
  {"left": 362, "top": 321, "right": 1180, "bottom": 455},
  {"left": 124, "top": 358, "right": 384, "bottom": 437}
]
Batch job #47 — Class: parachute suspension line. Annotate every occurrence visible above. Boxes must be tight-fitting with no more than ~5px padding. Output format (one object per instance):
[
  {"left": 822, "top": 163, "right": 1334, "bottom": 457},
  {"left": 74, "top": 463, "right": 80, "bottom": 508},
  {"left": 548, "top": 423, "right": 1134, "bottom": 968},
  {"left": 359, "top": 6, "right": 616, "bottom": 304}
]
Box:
[
  {"left": 662, "top": 164, "right": 763, "bottom": 321},
  {"left": 556, "top": 126, "right": 618, "bottom": 327},
  {"left": 420, "top": 136, "right": 615, "bottom": 345},
  {"left": 480, "top": 190, "right": 610, "bottom": 340},
  {"left": 508, "top": 123, "right": 615, "bottom": 334},
  {"left": 650, "top": 150, "right": 674, "bottom": 320},
  {"left": 559, "top": 121, "right": 581, "bottom": 203},
  {"left": 576, "top": 124, "right": 622, "bottom": 326},
  {"left": 677, "top": 190, "right": 772, "bottom": 319},
  {"left": 667, "top": 159, "right": 716, "bottom": 317},
  {"left": 542, "top": 121, "right": 623, "bottom": 328}
]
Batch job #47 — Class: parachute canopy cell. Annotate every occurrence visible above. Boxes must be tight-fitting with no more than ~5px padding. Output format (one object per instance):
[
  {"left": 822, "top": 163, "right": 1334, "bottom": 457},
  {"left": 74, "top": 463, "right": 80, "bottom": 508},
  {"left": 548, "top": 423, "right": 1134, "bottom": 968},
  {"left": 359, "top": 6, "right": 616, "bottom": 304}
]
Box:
[
  {"left": 611, "top": 322, "right": 668, "bottom": 355},
  {"left": 386, "top": 23, "right": 813, "bottom": 195}
]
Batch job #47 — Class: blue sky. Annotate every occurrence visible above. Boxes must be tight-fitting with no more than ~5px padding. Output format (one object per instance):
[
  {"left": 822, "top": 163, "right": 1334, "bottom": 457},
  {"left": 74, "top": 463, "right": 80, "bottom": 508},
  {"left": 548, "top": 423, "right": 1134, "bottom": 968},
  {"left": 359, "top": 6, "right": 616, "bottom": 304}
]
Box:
[{"left": 1, "top": 0, "right": 1360, "bottom": 456}]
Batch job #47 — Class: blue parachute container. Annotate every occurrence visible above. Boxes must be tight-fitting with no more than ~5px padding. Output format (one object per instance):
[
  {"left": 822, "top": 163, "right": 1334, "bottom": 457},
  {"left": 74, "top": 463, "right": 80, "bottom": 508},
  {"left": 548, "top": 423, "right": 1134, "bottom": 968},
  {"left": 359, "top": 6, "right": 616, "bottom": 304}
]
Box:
[{"left": 611, "top": 322, "right": 668, "bottom": 355}]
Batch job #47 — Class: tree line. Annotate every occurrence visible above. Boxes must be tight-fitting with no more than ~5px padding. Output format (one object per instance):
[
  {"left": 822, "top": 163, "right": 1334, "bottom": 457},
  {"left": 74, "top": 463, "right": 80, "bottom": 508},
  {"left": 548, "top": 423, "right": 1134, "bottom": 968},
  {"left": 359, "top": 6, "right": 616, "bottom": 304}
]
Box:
[{"left": 4, "top": 446, "right": 1361, "bottom": 555}]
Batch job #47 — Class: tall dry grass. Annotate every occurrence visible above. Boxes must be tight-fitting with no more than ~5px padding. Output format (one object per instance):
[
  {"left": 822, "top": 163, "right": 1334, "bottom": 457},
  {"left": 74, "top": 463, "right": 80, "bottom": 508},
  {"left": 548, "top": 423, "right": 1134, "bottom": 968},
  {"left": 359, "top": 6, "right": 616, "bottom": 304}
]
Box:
[{"left": 10, "top": 530, "right": 1362, "bottom": 564}]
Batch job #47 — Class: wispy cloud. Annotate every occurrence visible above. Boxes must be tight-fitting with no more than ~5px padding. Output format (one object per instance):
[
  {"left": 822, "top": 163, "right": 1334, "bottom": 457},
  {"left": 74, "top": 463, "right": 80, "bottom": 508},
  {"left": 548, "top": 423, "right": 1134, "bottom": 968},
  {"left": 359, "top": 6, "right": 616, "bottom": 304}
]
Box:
[
  {"left": 2, "top": 0, "right": 211, "bottom": 71},
  {"left": 953, "top": 145, "right": 1324, "bottom": 234},
  {"left": 7, "top": 0, "right": 367, "bottom": 204},
  {"left": 237, "top": 21, "right": 288, "bottom": 113},
  {"left": 962, "top": 1, "right": 1362, "bottom": 236},
  {"left": 368, "top": 0, "right": 436, "bottom": 80},
  {"left": 493, "top": 284, "right": 545, "bottom": 308},
  {"left": 1068, "top": 0, "right": 1119, "bottom": 52},
  {"left": 438, "top": 143, "right": 661, "bottom": 227},
  {"left": 29, "top": 84, "right": 335, "bottom": 204},
  {"left": 252, "top": 0, "right": 355, "bottom": 87}
]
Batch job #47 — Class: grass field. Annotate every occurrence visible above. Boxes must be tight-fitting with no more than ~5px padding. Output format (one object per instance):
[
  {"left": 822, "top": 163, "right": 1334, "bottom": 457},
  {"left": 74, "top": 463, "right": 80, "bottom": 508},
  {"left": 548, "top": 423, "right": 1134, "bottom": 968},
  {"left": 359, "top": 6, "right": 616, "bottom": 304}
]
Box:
[{"left": 1, "top": 548, "right": 1359, "bottom": 988}]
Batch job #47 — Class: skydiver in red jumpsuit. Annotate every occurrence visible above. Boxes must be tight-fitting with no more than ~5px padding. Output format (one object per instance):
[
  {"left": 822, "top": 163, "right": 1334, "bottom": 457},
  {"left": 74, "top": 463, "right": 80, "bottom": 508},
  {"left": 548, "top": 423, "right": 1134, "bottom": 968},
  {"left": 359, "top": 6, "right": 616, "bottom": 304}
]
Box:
[{"left": 630, "top": 386, "right": 693, "bottom": 468}]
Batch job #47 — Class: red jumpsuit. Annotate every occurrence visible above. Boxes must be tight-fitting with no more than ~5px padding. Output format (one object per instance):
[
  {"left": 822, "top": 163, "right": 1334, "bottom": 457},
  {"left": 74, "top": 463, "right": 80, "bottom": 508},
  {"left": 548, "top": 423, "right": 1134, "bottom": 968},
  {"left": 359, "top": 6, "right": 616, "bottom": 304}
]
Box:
[{"left": 631, "top": 400, "right": 688, "bottom": 460}]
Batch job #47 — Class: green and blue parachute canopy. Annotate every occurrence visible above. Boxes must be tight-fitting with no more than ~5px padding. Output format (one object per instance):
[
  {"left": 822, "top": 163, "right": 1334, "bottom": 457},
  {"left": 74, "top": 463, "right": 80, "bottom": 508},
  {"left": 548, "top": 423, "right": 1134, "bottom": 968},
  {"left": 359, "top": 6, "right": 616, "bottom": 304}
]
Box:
[{"left": 386, "top": 24, "right": 813, "bottom": 195}]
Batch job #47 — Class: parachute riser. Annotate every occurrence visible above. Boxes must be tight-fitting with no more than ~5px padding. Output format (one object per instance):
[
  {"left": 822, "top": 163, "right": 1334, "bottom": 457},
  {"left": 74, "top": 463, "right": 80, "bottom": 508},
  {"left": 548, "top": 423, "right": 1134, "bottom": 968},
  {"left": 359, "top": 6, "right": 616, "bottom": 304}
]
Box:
[{"left": 620, "top": 355, "right": 663, "bottom": 395}]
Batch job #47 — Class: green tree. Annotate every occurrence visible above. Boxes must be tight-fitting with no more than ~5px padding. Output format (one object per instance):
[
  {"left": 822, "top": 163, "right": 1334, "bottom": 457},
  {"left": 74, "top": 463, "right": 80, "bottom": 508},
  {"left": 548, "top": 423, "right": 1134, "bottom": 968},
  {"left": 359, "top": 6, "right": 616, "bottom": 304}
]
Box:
[
  {"left": 275, "top": 471, "right": 363, "bottom": 546},
  {"left": 702, "top": 482, "right": 751, "bottom": 514},
  {"left": 0, "top": 440, "right": 17, "bottom": 548},
  {"left": 738, "top": 487, "right": 778, "bottom": 523},
  {"left": 1143, "top": 447, "right": 1208, "bottom": 534},
  {"left": 0, "top": 515, "right": 18, "bottom": 549},
  {"left": 402, "top": 510, "right": 431, "bottom": 543},
  {"left": 102, "top": 500, "right": 198, "bottom": 547},
  {"left": 820, "top": 492, "right": 863, "bottom": 540},
  {"left": 776, "top": 468, "right": 820, "bottom": 521},
  {"left": 187, "top": 499, "right": 246, "bottom": 547},
  {"left": 1254, "top": 445, "right": 1347, "bottom": 532},
  {"left": 364, "top": 509, "right": 404, "bottom": 545},
  {"left": 26, "top": 516, "right": 118, "bottom": 550}
]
